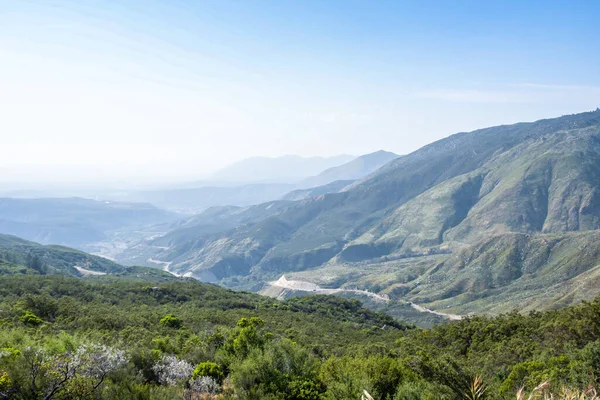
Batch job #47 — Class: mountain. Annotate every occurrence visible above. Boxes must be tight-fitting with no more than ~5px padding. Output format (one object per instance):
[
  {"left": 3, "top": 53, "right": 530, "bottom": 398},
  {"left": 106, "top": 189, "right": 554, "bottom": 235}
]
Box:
[
  {"left": 116, "top": 110, "right": 600, "bottom": 316},
  {"left": 296, "top": 150, "right": 399, "bottom": 189},
  {"left": 281, "top": 180, "right": 355, "bottom": 201},
  {"left": 117, "top": 183, "right": 295, "bottom": 214},
  {"left": 0, "top": 197, "right": 178, "bottom": 247},
  {"left": 209, "top": 154, "right": 356, "bottom": 183},
  {"left": 0, "top": 233, "right": 180, "bottom": 283},
  {"left": 0, "top": 233, "right": 124, "bottom": 276},
  {"left": 278, "top": 150, "right": 399, "bottom": 201},
  {"left": 112, "top": 152, "right": 395, "bottom": 213}
]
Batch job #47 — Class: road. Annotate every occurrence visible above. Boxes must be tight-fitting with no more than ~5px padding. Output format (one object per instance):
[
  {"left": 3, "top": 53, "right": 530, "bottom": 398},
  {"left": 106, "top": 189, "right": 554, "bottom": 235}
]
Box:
[
  {"left": 409, "top": 302, "right": 462, "bottom": 320},
  {"left": 74, "top": 266, "right": 107, "bottom": 276},
  {"left": 267, "top": 275, "right": 390, "bottom": 303}
]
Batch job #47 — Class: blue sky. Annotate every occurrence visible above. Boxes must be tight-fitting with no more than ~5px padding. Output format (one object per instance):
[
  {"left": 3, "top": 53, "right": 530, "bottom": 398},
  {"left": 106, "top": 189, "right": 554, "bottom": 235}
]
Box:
[{"left": 1, "top": 0, "right": 599, "bottom": 183}]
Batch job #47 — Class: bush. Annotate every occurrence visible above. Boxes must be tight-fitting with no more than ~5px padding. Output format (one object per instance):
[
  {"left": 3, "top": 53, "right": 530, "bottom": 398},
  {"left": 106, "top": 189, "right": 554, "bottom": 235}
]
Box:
[
  {"left": 193, "top": 361, "right": 224, "bottom": 384},
  {"left": 159, "top": 314, "right": 182, "bottom": 329},
  {"left": 19, "top": 311, "right": 43, "bottom": 326},
  {"left": 0, "top": 371, "right": 11, "bottom": 394}
]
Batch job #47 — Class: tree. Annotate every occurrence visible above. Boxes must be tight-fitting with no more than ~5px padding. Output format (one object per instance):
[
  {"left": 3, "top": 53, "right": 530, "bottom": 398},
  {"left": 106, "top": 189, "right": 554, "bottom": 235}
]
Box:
[{"left": 26, "top": 253, "right": 46, "bottom": 274}]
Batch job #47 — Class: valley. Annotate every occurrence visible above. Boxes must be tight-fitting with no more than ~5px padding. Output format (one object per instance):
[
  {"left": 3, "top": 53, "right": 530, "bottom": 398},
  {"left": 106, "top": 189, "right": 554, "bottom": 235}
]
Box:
[
  {"left": 4, "top": 2, "right": 600, "bottom": 397},
  {"left": 3, "top": 110, "right": 600, "bottom": 398},
  {"left": 2, "top": 111, "right": 600, "bottom": 330},
  {"left": 83, "top": 110, "right": 600, "bottom": 323}
]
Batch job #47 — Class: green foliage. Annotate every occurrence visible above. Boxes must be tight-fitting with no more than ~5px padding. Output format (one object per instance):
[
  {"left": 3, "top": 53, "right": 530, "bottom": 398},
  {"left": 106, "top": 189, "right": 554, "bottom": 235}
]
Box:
[
  {"left": 1, "top": 274, "right": 600, "bottom": 398},
  {"left": 0, "top": 370, "right": 11, "bottom": 393},
  {"left": 0, "top": 233, "right": 125, "bottom": 276},
  {"left": 159, "top": 314, "right": 182, "bottom": 329},
  {"left": 19, "top": 311, "right": 43, "bottom": 326},
  {"left": 230, "top": 339, "right": 324, "bottom": 400},
  {"left": 393, "top": 380, "right": 443, "bottom": 400},
  {"left": 192, "top": 361, "right": 224, "bottom": 383}
]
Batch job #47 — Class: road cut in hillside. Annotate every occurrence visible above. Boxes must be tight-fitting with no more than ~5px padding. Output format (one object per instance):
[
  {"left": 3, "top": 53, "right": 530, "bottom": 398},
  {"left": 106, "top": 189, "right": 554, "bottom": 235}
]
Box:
[{"left": 267, "top": 275, "right": 391, "bottom": 303}]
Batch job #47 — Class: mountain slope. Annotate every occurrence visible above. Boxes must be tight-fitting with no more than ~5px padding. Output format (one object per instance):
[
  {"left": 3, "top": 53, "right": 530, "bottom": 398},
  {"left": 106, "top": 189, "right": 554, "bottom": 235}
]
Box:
[
  {"left": 408, "top": 231, "right": 600, "bottom": 314},
  {"left": 118, "top": 110, "right": 600, "bottom": 314},
  {"left": 281, "top": 180, "right": 355, "bottom": 201},
  {"left": 343, "top": 123, "right": 600, "bottom": 259},
  {"left": 297, "top": 150, "right": 399, "bottom": 189},
  {"left": 0, "top": 233, "right": 125, "bottom": 276}
]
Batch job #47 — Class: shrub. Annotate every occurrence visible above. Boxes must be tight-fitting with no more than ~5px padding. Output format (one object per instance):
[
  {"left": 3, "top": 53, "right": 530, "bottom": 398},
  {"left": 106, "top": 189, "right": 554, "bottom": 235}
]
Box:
[
  {"left": 193, "top": 361, "right": 224, "bottom": 384},
  {"left": 159, "top": 314, "right": 182, "bottom": 329},
  {"left": 153, "top": 355, "right": 193, "bottom": 386},
  {"left": 0, "top": 371, "right": 11, "bottom": 393},
  {"left": 185, "top": 376, "right": 219, "bottom": 399},
  {"left": 19, "top": 311, "right": 43, "bottom": 326}
]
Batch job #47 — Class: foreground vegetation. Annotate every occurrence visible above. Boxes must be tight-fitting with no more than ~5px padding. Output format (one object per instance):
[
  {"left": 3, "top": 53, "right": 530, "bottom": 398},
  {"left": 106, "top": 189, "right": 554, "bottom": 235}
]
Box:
[{"left": 1, "top": 275, "right": 600, "bottom": 399}]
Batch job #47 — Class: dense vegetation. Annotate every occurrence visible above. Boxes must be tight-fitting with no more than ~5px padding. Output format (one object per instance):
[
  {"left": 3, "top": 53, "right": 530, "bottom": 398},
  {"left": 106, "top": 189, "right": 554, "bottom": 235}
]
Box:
[{"left": 1, "top": 275, "right": 600, "bottom": 399}]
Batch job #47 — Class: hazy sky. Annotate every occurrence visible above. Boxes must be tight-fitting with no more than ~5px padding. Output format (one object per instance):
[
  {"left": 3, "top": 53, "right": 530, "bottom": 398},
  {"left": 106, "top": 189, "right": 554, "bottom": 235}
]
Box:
[{"left": 1, "top": 0, "right": 599, "bottom": 184}]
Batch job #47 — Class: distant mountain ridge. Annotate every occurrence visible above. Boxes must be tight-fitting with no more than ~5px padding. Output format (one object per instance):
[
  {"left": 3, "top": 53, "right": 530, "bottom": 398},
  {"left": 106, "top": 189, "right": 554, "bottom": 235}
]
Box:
[
  {"left": 281, "top": 180, "right": 355, "bottom": 201},
  {"left": 113, "top": 152, "right": 397, "bottom": 212},
  {"left": 114, "top": 183, "right": 295, "bottom": 214},
  {"left": 115, "top": 109, "right": 600, "bottom": 316},
  {"left": 209, "top": 154, "right": 356, "bottom": 183},
  {"left": 297, "top": 150, "right": 399, "bottom": 189}
]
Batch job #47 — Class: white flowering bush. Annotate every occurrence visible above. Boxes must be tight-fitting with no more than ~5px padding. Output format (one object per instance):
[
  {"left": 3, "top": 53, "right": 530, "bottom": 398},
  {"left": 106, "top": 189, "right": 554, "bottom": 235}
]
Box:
[
  {"left": 76, "top": 343, "right": 127, "bottom": 379},
  {"left": 190, "top": 376, "right": 219, "bottom": 394},
  {"left": 14, "top": 343, "right": 127, "bottom": 400},
  {"left": 184, "top": 376, "right": 220, "bottom": 399},
  {"left": 152, "top": 355, "right": 194, "bottom": 386}
]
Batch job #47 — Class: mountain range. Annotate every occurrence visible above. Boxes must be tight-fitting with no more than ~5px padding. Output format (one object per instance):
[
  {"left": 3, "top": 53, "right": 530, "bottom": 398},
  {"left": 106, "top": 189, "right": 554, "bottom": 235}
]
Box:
[
  {"left": 115, "top": 109, "right": 600, "bottom": 318},
  {"left": 208, "top": 154, "right": 356, "bottom": 183},
  {"left": 109, "top": 151, "right": 397, "bottom": 212},
  {"left": 295, "top": 150, "right": 399, "bottom": 189}
]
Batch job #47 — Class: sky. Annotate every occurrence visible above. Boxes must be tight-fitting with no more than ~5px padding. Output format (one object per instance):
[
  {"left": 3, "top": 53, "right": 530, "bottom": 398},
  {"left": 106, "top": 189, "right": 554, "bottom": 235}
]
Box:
[{"left": 1, "top": 0, "right": 599, "bottom": 185}]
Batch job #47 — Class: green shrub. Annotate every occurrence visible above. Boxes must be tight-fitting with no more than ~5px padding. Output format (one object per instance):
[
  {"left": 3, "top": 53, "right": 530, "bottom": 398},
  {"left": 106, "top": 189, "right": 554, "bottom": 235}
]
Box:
[
  {"left": 193, "top": 361, "right": 224, "bottom": 384},
  {"left": 0, "top": 371, "right": 11, "bottom": 393},
  {"left": 159, "top": 314, "right": 182, "bottom": 329},
  {"left": 19, "top": 311, "right": 43, "bottom": 326}
]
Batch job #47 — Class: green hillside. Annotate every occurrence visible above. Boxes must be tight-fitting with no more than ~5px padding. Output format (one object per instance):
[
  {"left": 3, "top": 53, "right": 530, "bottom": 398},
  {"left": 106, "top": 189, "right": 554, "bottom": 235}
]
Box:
[
  {"left": 0, "top": 234, "right": 179, "bottom": 282},
  {"left": 1, "top": 274, "right": 600, "bottom": 398},
  {"left": 114, "top": 110, "right": 600, "bottom": 317},
  {"left": 0, "top": 234, "right": 126, "bottom": 276}
]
